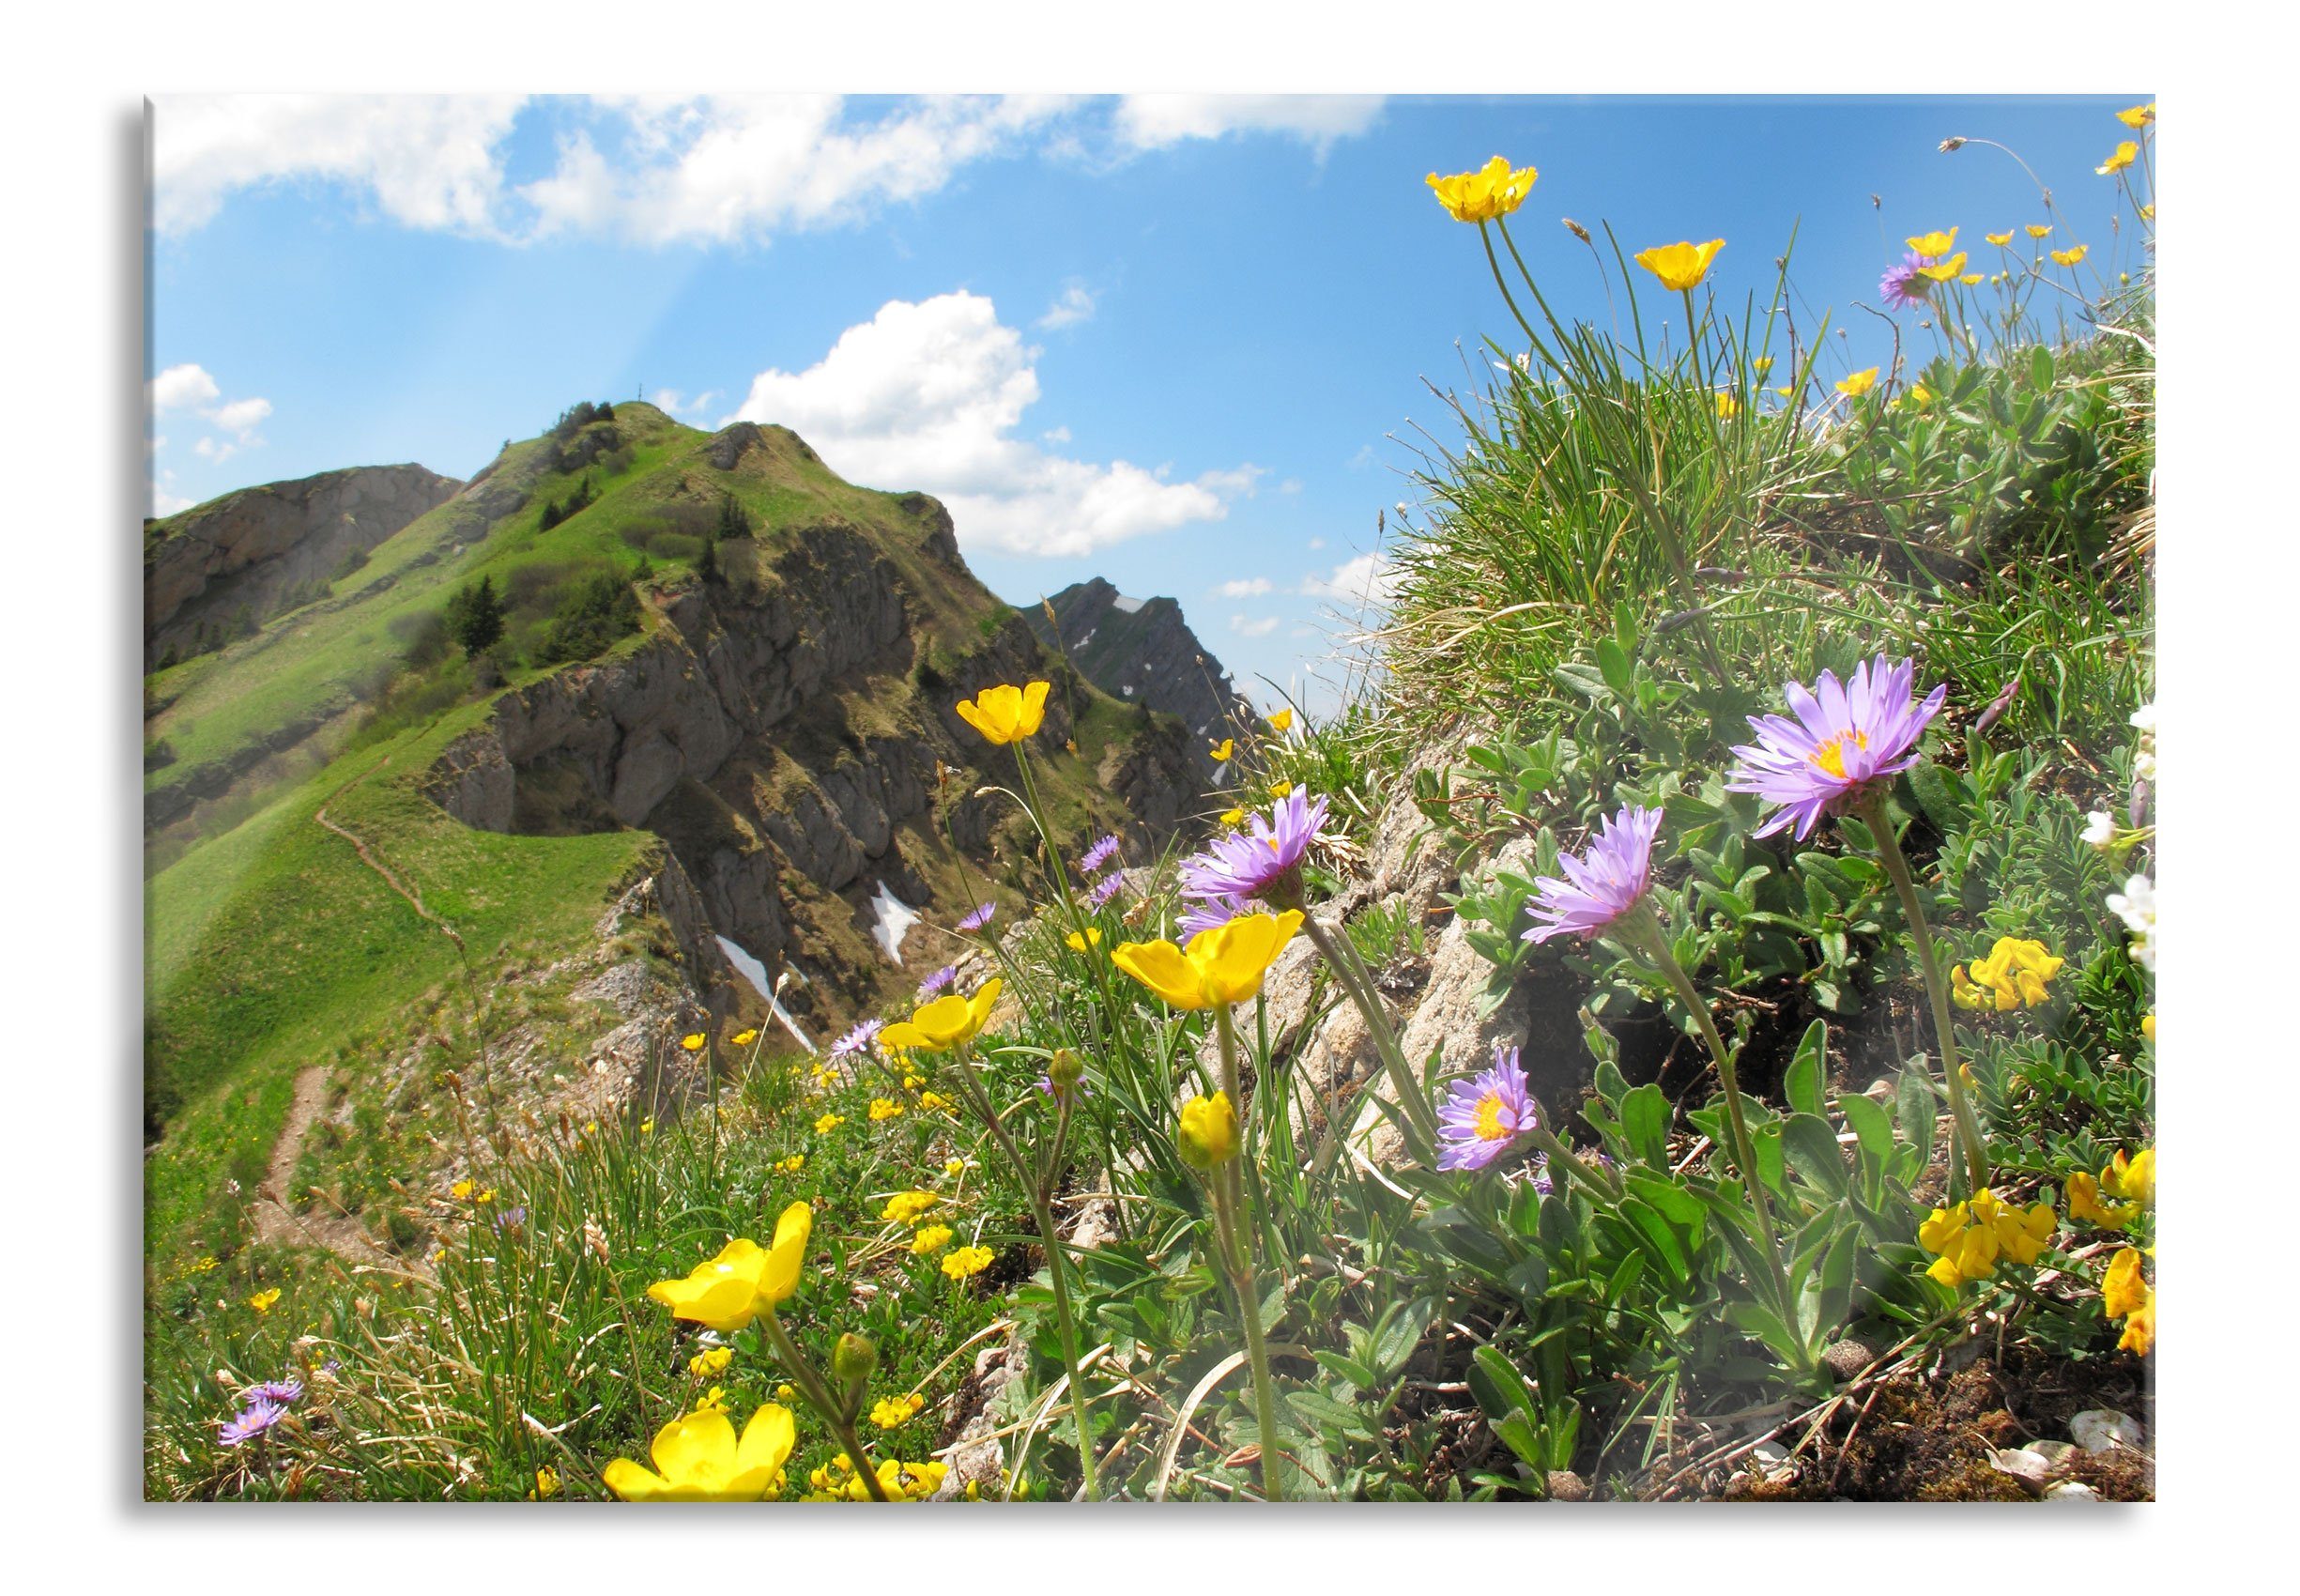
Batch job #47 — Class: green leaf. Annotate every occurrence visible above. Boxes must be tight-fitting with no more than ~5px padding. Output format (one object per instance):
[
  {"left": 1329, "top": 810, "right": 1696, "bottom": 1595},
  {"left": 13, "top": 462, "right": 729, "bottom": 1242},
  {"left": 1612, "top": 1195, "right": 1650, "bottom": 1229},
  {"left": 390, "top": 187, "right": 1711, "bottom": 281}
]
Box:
[
  {"left": 2028, "top": 345, "right": 2055, "bottom": 393},
  {"left": 1838, "top": 1092, "right": 1895, "bottom": 1205},
  {"left": 1782, "top": 1113, "right": 1850, "bottom": 1198},
  {"left": 1895, "top": 1061, "right": 1938, "bottom": 1178},
  {"left": 1370, "top": 1297, "right": 1437, "bottom": 1379},
  {"left": 1595, "top": 637, "right": 1635, "bottom": 698},
  {"left": 1620, "top": 1083, "right": 1672, "bottom": 1167},
  {"left": 1784, "top": 1019, "right": 1828, "bottom": 1116},
  {"left": 1619, "top": 1196, "right": 1691, "bottom": 1284}
]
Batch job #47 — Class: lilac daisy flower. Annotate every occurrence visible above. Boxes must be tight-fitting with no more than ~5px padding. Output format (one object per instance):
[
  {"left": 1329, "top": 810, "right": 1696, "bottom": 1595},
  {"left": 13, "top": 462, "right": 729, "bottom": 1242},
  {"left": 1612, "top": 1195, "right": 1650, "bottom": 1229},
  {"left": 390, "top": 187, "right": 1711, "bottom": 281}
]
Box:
[
  {"left": 248, "top": 1379, "right": 304, "bottom": 1407},
  {"left": 957, "top": 901, "right": 996, "bottom": 933},
  {"left": 1177, "top": 786, "right": 1327, "bottom": 911},
  {"left": 1086, "top": 872, "right": 1126, "bottom": 912},
  {"left": 1879, "top": 251, "right": 1936, "bottom": 311},
  {"left": 220, "top": 1399, "right": 286, "bottom": 1447},
  {"left": 829, "top": 1019, "right": 884, "bottom": 1060},
  {"left": 916, "top": 965, "right": 958, "bottom": 1001},
  {"left": 1435, "top": 1045, "right": 1540, "bottom": 1173},
  {"left": 1077, "top": 835, "right": 1122, "bottom": 876},
  {"left": 1726, "top": 654, "right": 1948, "bottom": 840},
  {"left": 493, "top": 1205, "right": 528, "bottom": 1235},
  {"left": 1522, "top": 805, "right": 1664, "bottom": 945}
]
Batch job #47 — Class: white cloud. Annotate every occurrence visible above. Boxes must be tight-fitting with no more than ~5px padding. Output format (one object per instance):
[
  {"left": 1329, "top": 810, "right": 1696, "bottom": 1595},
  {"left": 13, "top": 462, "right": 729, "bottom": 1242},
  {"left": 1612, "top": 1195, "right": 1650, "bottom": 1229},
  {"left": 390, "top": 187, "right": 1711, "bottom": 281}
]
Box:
[
  {"left": 523, "top": 95, "right": 1077, "bottom": 246},
  {"left": 150, "top": 363, "right": 220, "bottom": 411},
  {"left": 192, "top": 437, "right": 237, "bottom": 464},
  {"left": 1040, "top": 425, "right": 1071, "bottom": 445},
  {"left": 209, "top": 396, "right": 273, "bottom": 437},
  {"left": 1231, "top": 614, "right": 1281, "bottom": 637},
  {"left": 725, "top": 290, "right": 1252, "bottom": 558},
  {"left": 152, "top": 95, "right": 528, "bottom": 237},
  {"left": 1308, "top": 536, "right": 1326, "bottom": 550},
  {"left": 150, "top": 483, "right": 194, "bottom": 516},
  {"left": 650, "top": 388, "right": 721, "bottom": 419},
  {"left": 1301, "top": 552, "right": 1401, "bottom": 609},
  {"left": 1035, "top": 283, "right": 1096, "bottom": 330},
  {"left": 1113, "top": 95, "right": 1387, "bottom": 152},
  {"left": 1216, "top": 577, "right": 1273, "bottom": 598},
  {"left": 1280, "top": 478, "right": 1303, "bottom": 495}
]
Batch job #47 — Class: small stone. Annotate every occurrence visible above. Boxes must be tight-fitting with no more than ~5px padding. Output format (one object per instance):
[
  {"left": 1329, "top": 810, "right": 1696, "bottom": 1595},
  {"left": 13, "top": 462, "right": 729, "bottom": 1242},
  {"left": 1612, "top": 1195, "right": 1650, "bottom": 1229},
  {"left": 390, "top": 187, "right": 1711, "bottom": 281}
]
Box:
[
  {"left": 1820, "top": 1339, "right": 1876, "bottom": 1382},
  {"left": 1544, "top": 1470, "right": 1590, "bottom": 1501},
  {"left": 2070, "top": 1408, "right": 2145, "bottom": 1454},
  {"left": 2043, "top": 1481, "right": 2101, "bottom": 1502}
]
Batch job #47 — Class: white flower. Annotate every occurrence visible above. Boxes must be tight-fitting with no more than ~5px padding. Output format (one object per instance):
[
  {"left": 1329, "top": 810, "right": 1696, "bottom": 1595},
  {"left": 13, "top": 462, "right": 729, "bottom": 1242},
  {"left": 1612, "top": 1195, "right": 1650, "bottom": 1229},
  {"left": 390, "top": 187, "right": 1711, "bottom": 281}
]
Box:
[
  {"left": 2127, "top": 702, "right": 2155, "bottom": 735},
  {"left": 2105, "top": 872, "right": 2156, "bottom": 974},
  {"left": 2080, "top": 810, "right": 2116, "bottom": 850},
  {"left": 2129, "top": 700, "right": 2157, "bottom": 785}
]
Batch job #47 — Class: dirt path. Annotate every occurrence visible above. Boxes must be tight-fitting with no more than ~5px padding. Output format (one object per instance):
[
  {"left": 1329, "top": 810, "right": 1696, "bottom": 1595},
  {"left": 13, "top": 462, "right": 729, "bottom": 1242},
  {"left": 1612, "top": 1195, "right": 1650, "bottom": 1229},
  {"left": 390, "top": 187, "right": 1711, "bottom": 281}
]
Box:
[
  {"left": 250, "top": 1065, "right": 390, "bottom": 1264},
  {"left": 314, "top": 758, "right": 464, "bottom": 953}
]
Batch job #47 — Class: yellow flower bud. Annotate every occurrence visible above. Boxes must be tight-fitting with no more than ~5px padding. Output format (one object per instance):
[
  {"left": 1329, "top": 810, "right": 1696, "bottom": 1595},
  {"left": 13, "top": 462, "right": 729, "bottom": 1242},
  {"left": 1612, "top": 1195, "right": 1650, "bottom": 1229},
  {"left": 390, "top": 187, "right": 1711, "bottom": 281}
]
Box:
[{"left": 1177, "top": 1092, "right": 1239, "bottom": 1169}]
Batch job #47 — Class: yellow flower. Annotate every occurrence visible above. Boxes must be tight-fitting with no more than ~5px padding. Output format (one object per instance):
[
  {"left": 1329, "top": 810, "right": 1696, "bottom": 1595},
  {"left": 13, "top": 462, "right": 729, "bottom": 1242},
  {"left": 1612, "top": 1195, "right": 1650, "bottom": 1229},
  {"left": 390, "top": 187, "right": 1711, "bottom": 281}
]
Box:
[
  {"left": 1268, "top": 708, "right": 1294, "bottom": 733},
  {"left": 2106, "top": 1147, "right": 2154, "bottom": 1207},
  {"left": 247, "top": 1288, "right": 282, "bottom": 1313},
  {"left": 604, "top": 1404, "right": 797, "bottom": 1501},
  {"left": 681, "top": 1033, "right": 707, "bottom": 1051},
  {"left": 943, "top": 1157, "right": 966, "bottom": 1177},
  {"left": 2026, "top": 223, "right": 2052, "bottom": 238},
  {"left": 2067, "top": 1171, "right": 2136, "bottom": 1231},
  {"left": 942, "top": 1244, "right": 995, "bottom": 1281},
  {"left": 774, "top": 1153, "right": 805, "bottom": 1175},
  {"left": 528, "top": 1466, "right": 560, "bottom": 1500},
  {"left": 2116, "top": 102, "right": 2155, "bottom": 130},
  {"left": 2140, "top": 1013, "right": 2155, "bottom": 1042},
  {"left": 918, "top": 1090, "right": 952, "bottom": 1113},
  {"left": 689, "top": 1345, "right": 734, "bottom": 1378},
  {"left": 1219, "top": 807, "right": 1246, "bottom": 827},
  {"left": 1906, "top": 382, "right": 1934, "bottom": 408},
  {"left": 1958, "top": 273, "right": 1984, "bottom": 285},
  {"left": 868, "top": 1097, "right": 904, "bottom": 1122},
  {"left": 1268, "top": 780, "right": 1293, "bottom": 797},
  {"left": 2097, "top": 141, "right": 2139, "bottom": 176},
  {"left": 696, "top": 1386, "right": 730, "bottom": 1415},
  {"left": 1752, "top": 356, "right": 1774, "bottom": 377},
  {"left": 645, "top": 1203, "right": 813, "bottom": 1332},
  {"left": 775, "top": 1383, "right": 794, "bottom": 1401},
  {"left": 1951, "top": 937, "right": 2063, "bottom": 1011},
  {"left": 1112, "top": 910, "right": 1305, "bottom": 1011},
  {"left": 1633, "top": 238, "right": 1726, "bottom": 292},
  {"left": 1982, "top": 1189, "right": 2057, "bottom": 1266},
  {"left": 731, "top": 1029, "right": 759, "bottom": 1047},
  {"left": 1985, "top": 229, "right": 2015, "bottom": 247},
  {"left": 2139, "top": 204, "right": 2154, "bottom": 222},
  {"left": 1066, "top": 739, "right": 1079, "bottom": 756},
  {"left": 911, "top": 1223, "right": 954, "bottom": 1255},
  {"left": 1209, "top": 738, "right": 1234, "bottom": 762},
  {"left": 1836, "top": 367, "right": 1878, "bottom": 397},
  {"left": 1906, "top": 226, "right": 1958, "bottom": 256},
  {"left": 879, "top": 978, "right": 1003, "bottom": 1053},
  {"left": 955, "top": 681, "right": 1050, "bottom": 746},
  {"left": 813, "top": 1113, "right": 845, "bottom": 1135},
  {"left": 1424, "top": 155, "right": 1538, "bottom": 223},
  {"left": 1066, "top": 928, "right": 1103, "bottom": 954},
  {"left": 1918, "top": 1189, "right": 2052, "bottom": 1283},
  {"left": 2051, "top": 243, "right": 2089, "bottom": 268},
  {"left": 641, "top": 1119, "right": 654, "bottom": 1134},
  {"left": 2101, "top": 1247, "right": 2154, "bottom": 1355},
  {"left": 1715, "top": 391, "right": 1740, "bottom": 419},
  {"left": 1177, "top": 1091, "right": 1239, "bottom": 1170},
  {"left": 869, "top": 1392, "right": 927, "bottom": 1431},
  {"left": 452, "top": 1178, "right": 475, "bottom": 1201},
  {"left": 1916, "top": 251, "right": 1969, "bottom": 283},
  {"left": 882, "top": 1189, "right": 942, "bottom": 1225},
  {"left": 476, "top": 1188, "right": 497, "bottom": 1205}
]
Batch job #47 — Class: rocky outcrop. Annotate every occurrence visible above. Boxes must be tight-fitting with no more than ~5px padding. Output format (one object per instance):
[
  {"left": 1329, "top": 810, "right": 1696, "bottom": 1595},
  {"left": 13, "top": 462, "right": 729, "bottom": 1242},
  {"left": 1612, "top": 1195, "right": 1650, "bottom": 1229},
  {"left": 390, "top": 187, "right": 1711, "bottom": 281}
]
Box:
[
  {"left": 145, "top": 464, "right": 462, "bottom": 668},
  {"left": 422, "top": 514, "right": 1203, "bottom": 1027},
  {"left": 1023, "top": 577, "right": 1254, "bottom": 779}
]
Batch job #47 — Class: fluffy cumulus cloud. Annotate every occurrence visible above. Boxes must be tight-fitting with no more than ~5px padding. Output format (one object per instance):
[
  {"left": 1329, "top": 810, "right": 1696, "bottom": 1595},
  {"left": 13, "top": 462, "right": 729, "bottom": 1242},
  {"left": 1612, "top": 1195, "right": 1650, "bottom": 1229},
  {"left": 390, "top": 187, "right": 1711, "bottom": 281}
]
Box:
[
  {"left": 149, "top": 363, "right": 221, "bottom": 411},
  {"left": 649, "top": 387, "right": 722, "bottom": 419},
  {"left": 152, "top": 95, "right": 527, "bottom": 237},
  {"left": 1216, "top": 577, "right": 1273, "bottom": 598},
  {"left": 522, "top": 95, "right": 1078, "bottom": 246},
  {"left": 1113, "top": 95, "right": 1388, "bottom": 152},
  {"left": 147, "top": 361, "right": 273, "bottom": 470},
  {"left": 724, "top": 291, "right": 1252, "bottom": 558},
  {"left": 1301, "top": 552, "right": 1401, "bottom": 609}
]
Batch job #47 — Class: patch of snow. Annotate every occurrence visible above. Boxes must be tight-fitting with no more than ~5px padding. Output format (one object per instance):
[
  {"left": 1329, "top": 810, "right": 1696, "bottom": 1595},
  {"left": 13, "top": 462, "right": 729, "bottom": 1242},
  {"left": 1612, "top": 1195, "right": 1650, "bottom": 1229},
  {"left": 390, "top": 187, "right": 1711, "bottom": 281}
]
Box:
[
  {"left": 714, "top": 935, "right": 816, "bottom": 1053},
  {"left": 867, "top": 881, "right": 920, "bottom": 962},
  {"left": 1112, "top": 594, "right": 1146, "bottom": 614},
  {"left": 1076, "top": 629, "right": 1096, "bottom": 650},
  {"left": 1121, "top": 684, "right": 1135, "bottom": 698}
]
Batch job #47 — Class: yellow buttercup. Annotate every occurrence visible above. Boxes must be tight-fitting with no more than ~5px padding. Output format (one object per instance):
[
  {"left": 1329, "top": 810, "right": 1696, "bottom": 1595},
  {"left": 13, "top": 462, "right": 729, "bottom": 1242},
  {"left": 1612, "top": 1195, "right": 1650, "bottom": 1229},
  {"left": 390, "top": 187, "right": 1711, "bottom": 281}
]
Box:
[
  {"left": 605, "top": 1404, "right": 796, "bottom": 1501},
  {"left": 1633, "top": 238, "right": 1726, "bottom": 292},
  {"left": 1112, "top": 911, "right": 1303, "bottom": 1010},
  {"left": 956, "top": 682, "right": 1050, "bottom": 746},
  {"left": 1425, "top": 156, "right": 1538, "bottom": 223},
  {"left": 879, "top": 979, "right": 1003, "bottom": 1052},
  {"left": 646, "top": 1202, "right": 814, "bottom": 1331}
]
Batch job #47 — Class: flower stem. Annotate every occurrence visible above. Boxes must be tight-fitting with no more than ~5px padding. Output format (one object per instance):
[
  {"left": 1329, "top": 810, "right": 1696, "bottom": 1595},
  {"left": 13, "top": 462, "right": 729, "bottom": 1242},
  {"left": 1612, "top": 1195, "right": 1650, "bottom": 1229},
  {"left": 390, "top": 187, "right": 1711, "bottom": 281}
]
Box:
[
  {"left": 759, "top": 1308, "right": 892, "bottom": 1501},
  {"left": 1619, "top": 902, "right": 1795, "bottom": 1317},
  {"left": 1855, "top": 791, "right": 1991, "bottom": 1198},
  {"left": 943, "top": 1045, "right": 1101, "bottom": 1501},
  {"left": 1296, "top": 912, "right": 1440, "bottom": 1160},
  {"left": 1210, "top": 1158, "right": 1289, "bottom": 1501}
]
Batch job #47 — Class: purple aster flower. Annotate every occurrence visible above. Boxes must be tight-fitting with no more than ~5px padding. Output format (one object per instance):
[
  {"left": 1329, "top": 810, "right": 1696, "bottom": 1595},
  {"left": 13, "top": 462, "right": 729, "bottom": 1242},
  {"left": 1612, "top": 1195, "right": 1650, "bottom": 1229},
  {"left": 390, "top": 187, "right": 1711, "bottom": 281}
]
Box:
[
  {"left": 1879, "top": 251, "right": 1936, "bottom": 311},
  {"left": 1725, "top": 654, "right": 1948, "bottom": 840},
  {"left": 829, "top": 1019, "right": 884, "bottom": 1060},
  {"left": 1177, "top": 891, "right": 1262, "bottom": 944},
  {"left": 1077, "top": 835, "right": 1122, "bottom": 876},
  {"left": 916, "top": 965, "right": 958, "bottom": 1000},
  {"left": 493, "top": 1205, "right": 528, "bottom": 1234},
  {"left": 1086, "top": 872, "right": 1126, "bottom": 911},
  {"left": 1035, "top": 1073, "right": 1094, "bottom": 1102},
  {"left": 1522, "top": 805, "right": 1664, "bottom": 945},
  {"left": 957, "top": 901, "right": 996, "bottom": 933},
  {"left": 248, "top": 1379, "right": 303, "bottom": 1407},
  {"left": 1177, "top": 786, "right": 1327, "bottom": 910},
  {"left": 220, "top": 1399, "right": 286, "bottom": 1447},
  {"left": 1435, "top": 1045, "right": 1540, "bottom": 1173}
]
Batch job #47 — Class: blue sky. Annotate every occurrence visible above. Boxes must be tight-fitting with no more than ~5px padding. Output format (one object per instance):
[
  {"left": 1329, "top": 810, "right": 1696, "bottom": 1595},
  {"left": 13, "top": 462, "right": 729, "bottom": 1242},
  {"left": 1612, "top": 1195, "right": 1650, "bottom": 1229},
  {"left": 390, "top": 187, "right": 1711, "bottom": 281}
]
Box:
[{"left": 149, "top": 93, "right": 2150, "bottom": 708}]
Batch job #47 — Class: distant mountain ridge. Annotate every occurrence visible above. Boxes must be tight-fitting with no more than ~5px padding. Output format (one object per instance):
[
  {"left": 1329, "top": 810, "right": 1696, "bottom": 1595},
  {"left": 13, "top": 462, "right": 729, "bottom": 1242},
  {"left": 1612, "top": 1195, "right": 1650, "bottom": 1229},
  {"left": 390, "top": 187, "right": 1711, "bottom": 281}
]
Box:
[{"left": 1023, "top": 577, "right": 1252, "bottom": 779}]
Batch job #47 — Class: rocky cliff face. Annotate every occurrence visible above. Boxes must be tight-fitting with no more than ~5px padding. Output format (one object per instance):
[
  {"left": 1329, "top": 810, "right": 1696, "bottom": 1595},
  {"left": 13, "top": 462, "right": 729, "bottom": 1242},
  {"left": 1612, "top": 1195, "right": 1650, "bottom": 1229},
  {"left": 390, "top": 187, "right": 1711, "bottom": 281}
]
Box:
[
  {"left": 422, "top": 500, "right": 1202, "bottom": 1033},
  {"left": 145, "top": 464, "right": 462, "bottom": 668},
  {"left": 1023, "top": 577, "right": 1253, "bottom": 779}
]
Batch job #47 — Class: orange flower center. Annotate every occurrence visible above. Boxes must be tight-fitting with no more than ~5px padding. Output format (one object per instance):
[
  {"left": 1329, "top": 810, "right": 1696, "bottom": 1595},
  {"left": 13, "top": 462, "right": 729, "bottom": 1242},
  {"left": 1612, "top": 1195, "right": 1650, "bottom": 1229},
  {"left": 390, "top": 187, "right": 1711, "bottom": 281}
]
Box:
[
  {"left": 1808, "top": 728, "right": 1869, "bottom": 780},
  {"left": 1473, "top": 1092, "right": 1511, "bottom": 1142}
]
